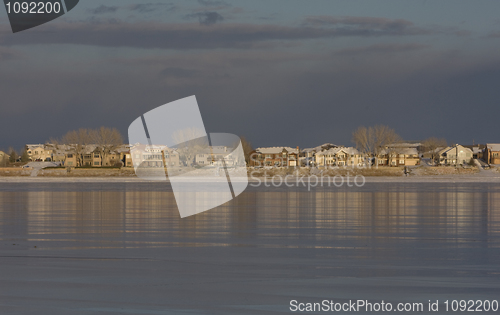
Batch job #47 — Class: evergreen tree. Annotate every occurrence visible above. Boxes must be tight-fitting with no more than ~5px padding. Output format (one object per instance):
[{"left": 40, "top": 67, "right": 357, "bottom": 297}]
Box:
[
  {"left": 9, "top": 148, "right": 17, "bottom": 163},
  {"left": 21, "top": 150, "right": 30, "bottom": 162}
]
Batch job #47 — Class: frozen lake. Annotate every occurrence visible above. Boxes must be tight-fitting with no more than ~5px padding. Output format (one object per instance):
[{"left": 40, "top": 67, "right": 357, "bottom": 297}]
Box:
[{"left": 1, "top": 182, "right": 499, "bottom": 314}]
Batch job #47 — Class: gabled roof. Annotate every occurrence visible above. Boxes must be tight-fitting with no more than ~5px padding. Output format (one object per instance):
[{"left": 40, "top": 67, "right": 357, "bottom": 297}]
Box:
[
  {"left": 26, "top": 144, "right": 46, "bottom": 150},
  {"left": 487, "top": 143, "right": 500, "bottom": 152},
  {"left": 302, "top": 143, "right": 337, "bottom": 153},
  {"left": 255, "top": 147, "right": 299, "bottom": 154},
  {"left": 317, "top": 146, "right": 360, "bottom": 156},
  {"left": 439, "top": 145, "right": 473, "bottom": 155}
]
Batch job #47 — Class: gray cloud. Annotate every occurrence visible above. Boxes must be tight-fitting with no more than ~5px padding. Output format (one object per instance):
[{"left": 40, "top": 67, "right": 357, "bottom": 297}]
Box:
[
  {"left": 302, "top": 16, "right": 424, "bottom": 35},
  {"left": 0, "top": 47, "right": 22, "bottom": 60},
  {"left": 159, "top": 67, "right": 199, "bottom": 77},
  {"left": 488, "top": 31, "right": 500, "bottom": 38},
  {"left": 304, "top": 16, "right": 412, "bottom": 28},
  {"left": 185, "top": 11, "right": 224, "bottom": 25},
  {"left": 87, "top": 5, "right": 119, "bottom": 14},
  {"left": 129, "top": 2, "right": 177, "bottom": 13},
  {"left": 0, "top": 18, "right": 435, "bottom": 50},
  {"left": 334, "top": 43, "right": 429, "bottom": 56},
  {"left": 198, "top": 0, "right": 228, "bottom": 6}
]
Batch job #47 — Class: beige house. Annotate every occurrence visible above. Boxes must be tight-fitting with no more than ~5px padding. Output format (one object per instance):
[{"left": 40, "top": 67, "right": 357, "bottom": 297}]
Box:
[
  {"left": 378, "top": 148, "right": 420, "bottom": 166},
  {"left": 64, "top": 152, "right": 78, "bottom": 166},
  {"left": 316, "top": 147, "right": 363, "bottom": 167},
  {"left": 0, "top": 151, "right": 7, "bottom": 165},
  {"left": 26, "top": 144, "right": 53, "bottom": 161},
  {"left": 437, "top": 145, "right": 473, "bottom": 165}
]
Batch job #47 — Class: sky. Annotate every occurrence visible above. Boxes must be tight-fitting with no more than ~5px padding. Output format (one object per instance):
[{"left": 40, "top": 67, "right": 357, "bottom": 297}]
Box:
[{"left": 1, "top": 0, "right": 500, "bottom": 151}]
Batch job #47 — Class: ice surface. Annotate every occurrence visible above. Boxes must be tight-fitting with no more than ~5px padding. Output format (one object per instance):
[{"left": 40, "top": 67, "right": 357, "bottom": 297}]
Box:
[{"left": 0, "top": 182, "right": 499, "bottom": 314}]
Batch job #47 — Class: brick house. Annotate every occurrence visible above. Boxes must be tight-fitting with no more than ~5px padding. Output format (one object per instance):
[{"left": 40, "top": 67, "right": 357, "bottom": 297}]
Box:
[{"left": 484, "top": 144, "right": 500, "bottom": 165}]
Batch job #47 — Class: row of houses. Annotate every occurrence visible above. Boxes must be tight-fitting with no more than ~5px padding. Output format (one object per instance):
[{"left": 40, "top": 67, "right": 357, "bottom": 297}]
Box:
[
  {"left": 26, "top": 143, "right": 133, "bottom": 167},
  {"left": 249, "top": 144, "right": 420, "bottom": 167},
  {"left": 22, "top": 143, "right": 245, "bottom": 168},
  {"left": 7, "top": 142, "right": 500, "bottom": 169},
  {"left": 249, "top": 143, "right": 500, "bottom": 167}
]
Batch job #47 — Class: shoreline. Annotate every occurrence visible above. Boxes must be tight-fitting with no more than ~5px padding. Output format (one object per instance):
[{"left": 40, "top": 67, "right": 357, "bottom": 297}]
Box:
[{"left": 1, "top": 174, "right": 499, "bottom": 183}]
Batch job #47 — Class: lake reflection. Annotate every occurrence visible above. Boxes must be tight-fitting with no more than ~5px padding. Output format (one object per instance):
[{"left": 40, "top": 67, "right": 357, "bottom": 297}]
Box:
[
  {"left": 1, "top": 183, "right": 499, "bottom": 251},
  {"left": 1, "top": 182, "right": 500, "bottom": 314}
]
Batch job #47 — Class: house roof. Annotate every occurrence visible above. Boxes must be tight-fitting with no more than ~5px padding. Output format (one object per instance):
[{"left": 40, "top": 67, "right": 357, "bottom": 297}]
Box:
[
  {"left": 318, "top": 146, "right": 360, "bottom": 156},
  {"left": 440, "top": 145, "right": 473, "bottom": 155},
  {"left": 255, "top": 147, "right": 299, "bottom": 154},
  {"left": 379, "top": 147, "right": 418, "bottom": 155},
  {"left": 26, "top": 144, "right": 46, "bottom": 150},
  {"left": 487, "top": 143, "right": 500, "bottom": 152},
  {"left": 387, "top": 142, "right": 422, "bottom": 148},
  {"left": 302, "top": 143, "right": 337, "bottom": 153}
]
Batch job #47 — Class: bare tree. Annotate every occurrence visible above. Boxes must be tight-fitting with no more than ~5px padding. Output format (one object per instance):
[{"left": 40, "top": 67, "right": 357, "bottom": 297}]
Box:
[
  {"left": 352, "top": 126, "right": 371, "bottom": 154},
  {"left": 91, "top": 127, "right": 123, "bottom": 166},
  {"left": 60, "top": 128, "right": 93, "bottom": 167},
  {"left": 422, "top": 137, "right": 447, "bottom": 163},
  {"left": 352, "top": 125, "right": 401, "bottom": 165}
]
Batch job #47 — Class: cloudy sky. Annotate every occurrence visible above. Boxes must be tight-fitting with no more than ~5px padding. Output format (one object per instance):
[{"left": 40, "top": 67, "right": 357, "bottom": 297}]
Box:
[{"left": 1, "top": 0, "right": 500, "bottom": 150}]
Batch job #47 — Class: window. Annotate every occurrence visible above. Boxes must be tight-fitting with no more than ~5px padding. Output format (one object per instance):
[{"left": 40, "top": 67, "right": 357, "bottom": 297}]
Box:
[
  {"left": 94, "top": 162, "right": 100, "bottom": 166},
  {"left": 94, "top": 154, "right": 99, "bottom": 158},
  {"left": 67, "top": 162, "right": 73, "bottom": 166},
  {"left": 67, "top": 154, "right": 73, "bottom": 158}
]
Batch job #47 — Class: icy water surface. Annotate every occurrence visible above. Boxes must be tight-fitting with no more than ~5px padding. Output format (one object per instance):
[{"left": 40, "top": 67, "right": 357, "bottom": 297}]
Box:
[{"left": 0, "top": 182, "right": 499, "bottom": 314}]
